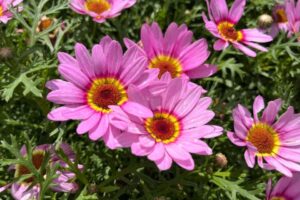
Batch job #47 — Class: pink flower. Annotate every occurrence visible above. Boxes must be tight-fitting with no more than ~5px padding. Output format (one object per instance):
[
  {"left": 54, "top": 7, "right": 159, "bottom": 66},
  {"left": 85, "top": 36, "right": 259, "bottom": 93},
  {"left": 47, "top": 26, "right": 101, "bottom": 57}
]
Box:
[
  {"left": 0, "top": 0, "right": 23, "bottom": 24},
  {"left": 227, "top": 95, "right": 300, "bottom": 177},
  {"left": 70, "top": 0, "right": 136, "bottom": 23},
  {"left": 46, "top": 36, "right": 157, "bottom": 149},
  {"left": 285, "top": 0, "right": 300, "bottom": 37},
  {"left": 269, "top": 4, "right": 289, "bottom": 38},
  {"left": 266, "top": 173, "right": 300, "bottom": 200},
  {"left": 0, "top": 143, "right": 81, "bottom": 200},
  {"left": 124, "top": 22, "right": 218, "bottom": 80},
  {"left": 202, "top": 0, "right": 273, "bottom": 57},
  {"left": 111, "top": 77, "right": 223, "bottom": 171}
]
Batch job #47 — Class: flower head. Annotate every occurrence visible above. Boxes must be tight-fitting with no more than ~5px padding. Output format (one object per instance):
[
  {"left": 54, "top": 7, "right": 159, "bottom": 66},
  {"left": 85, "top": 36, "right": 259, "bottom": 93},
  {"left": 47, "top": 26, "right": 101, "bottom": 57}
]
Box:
[
  {"left": 0, "top": 143, "right": 81, "bottom": 200},
  {"left": 266, "top": 173, "right": 300, "bottom": 200},
  {"left": 202, "top": 0, "right": 273, "bottom": 57},
  {"left": 285, "top": 0, "right": 300, "bottom": 38},
  {"left": 111, "top": 78, "right": 223, "bottom": 171},
  {"left": 124, "top": 22, "right": 218, "bottom": 80},
  {"left": 70, "top": 0, "right": 136, "bottom": 23},
  {"left": 227, "top": 95, "right": 300, "bottom": 177},
  {"left": 269, "top": 4, "right": 289, "bottom": 38},
  {"left": 47, "top": 36, "right": 157, "bottom": 149},
  {"left": 36, "top": 16, "right": 59, "bottom": 39},
  {"left": 0, "top": 0, "right": 23, "bottom": 24}
]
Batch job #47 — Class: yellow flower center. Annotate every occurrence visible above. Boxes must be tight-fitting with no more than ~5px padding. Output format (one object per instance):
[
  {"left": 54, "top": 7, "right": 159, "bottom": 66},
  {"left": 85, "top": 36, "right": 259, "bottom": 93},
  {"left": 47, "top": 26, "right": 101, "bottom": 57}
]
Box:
[
  {"left": 247, "top": 123, "right": 280, "bottom": 157},
  {"left": 87, "top": 77, "right": 128, "bottom": 113},
  {"left": 38, "top": 18, "right": 53, "bottom": 32},
  {"left": 275, "top": 9, "right": 288, "bottom": 23},
  {"left": 15, "top": 150, "right": 45, "bottom": 184},
  {"left": 0, "top": 6, "right": 3, "bottom": 16},
  {"left": 85, "top": 0, "right": 111, "bottom": 15},
  {"left": 145, "top": 112, "right": 181, "bottom": 144},
  {"left": 148, "top": 55, "right": 182, "bottom": 79},
  {"left": 217, "top": 21, "right": 243, "bottom": 42},
  {"left": 271, "top": 197, "right": 286, "bottom": 200}
]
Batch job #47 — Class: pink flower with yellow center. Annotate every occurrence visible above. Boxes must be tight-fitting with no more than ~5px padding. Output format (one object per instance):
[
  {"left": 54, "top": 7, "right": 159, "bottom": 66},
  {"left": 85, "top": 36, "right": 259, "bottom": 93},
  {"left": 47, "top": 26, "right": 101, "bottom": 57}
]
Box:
[
  {"left": 70, "top": 0, "right": 136, "bottom": 23},
  {"left": 0, "top": 143, "right": 81, "bottom": 200},
  {"left": 0, "top": 0, "right": 23, "bottom": 24},
  {"left": 111, "top": 78, "right": 223, "bottom": 171},
  {"left": 202, "top": 0, "right": 273, "bottom": 57},
  {"left": 124, "top": 22, "right": 218, "bottom": 80},
  {"left": 285, "top": 0, "right": 300, "bottom": 38},
  {"left": 270, "top": 4, "right": 289, "bottom": 38},
  {"left": 227, "top": 95, "right": 300, "bottom": 177},
  {"left": 266, "top": 173, "right": 300, "bottom": 200},
  {"left": 47, "top": 36, "right": 157, "bottom": 149}
]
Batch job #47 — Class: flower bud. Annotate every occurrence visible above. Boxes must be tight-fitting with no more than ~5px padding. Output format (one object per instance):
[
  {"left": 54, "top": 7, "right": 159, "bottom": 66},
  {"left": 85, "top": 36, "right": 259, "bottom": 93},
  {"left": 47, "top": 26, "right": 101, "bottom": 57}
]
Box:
[
  {"left": 215, "top": 153, "right": 228, "bottom": 168},
  {"left": 257, "top": 14, "right": 274, "bottom": 29},
  {"left": 0, "top": 47, "right": 13, "bottom": 59}
]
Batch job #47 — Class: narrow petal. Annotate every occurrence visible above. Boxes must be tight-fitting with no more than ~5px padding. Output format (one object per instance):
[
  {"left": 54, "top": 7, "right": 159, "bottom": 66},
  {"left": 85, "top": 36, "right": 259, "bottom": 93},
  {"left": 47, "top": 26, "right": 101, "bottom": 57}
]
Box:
[
  {"left": 213, "top": 39, "right": 229, "bottom": 50},
  {"left": 228, "top": 0, "right": 246, "bottom": 23},
  {"left": 242, "top": 29, "right": 273, "bottom": 43},
  {"left": 76, "top": 113, "right": 101, "bottom": 135},
  {"left": 122, "top": 102, "right": 153, "bottom": 118},
  {"left": 253, "top": 95, "right": 265, "bottom": 122},
  {"left": 185, "top": 64, "right": 218, "bottom": 79},
  {"left": 261, "top": 99, "right": 282, "bottom": 124},
  {"left": 232, "top": 42, "right": 257, "bottom": 57},
  {"left": 244, "top": 149, "right": 256, "bottom": 168},
  {"left": 89, "top": 115, "right": 109, "bottom": 141}
]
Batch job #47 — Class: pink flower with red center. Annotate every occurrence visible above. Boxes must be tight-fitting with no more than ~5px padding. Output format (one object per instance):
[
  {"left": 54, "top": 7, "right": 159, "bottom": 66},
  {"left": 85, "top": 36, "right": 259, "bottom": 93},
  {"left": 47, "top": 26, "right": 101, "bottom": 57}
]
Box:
[
  {"left": 227, "top": 95, "right": 300, "bottom": 177},
  {"left": 111, "top": 78, "right": 223, "bottom": 171},
  {"left": 266, "top": 173, "right": 300, "bottom": 200},
  {"left": 0, "top": 143, "right": 81, "bottom": 200},
  {"left": 202, "top": 0, "right": 273, "bottom": 57},
  {"left": 70, "top": 0, "right": 136, "bottom": 23},
  {"left": 124, "top": 22, "right": 218, "bottom": 80},
  {"left": 0, "top": 0, "right": 23, "bottom": 24},
  {"left": 47, "top": 36, "right": 157, "bottom": 149},
  {"left": 285, "top": 0, "right": 300, "bottom": 38},
  {"left": 269, "top": 4, "right": 289, "bottom": 38}
]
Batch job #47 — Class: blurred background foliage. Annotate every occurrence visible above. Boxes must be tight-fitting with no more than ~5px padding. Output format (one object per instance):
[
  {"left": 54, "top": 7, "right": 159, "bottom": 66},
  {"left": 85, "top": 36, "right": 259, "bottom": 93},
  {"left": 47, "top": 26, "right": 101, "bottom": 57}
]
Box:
[{"left": 0, "top": 0, "right": 299, "bottom": 199}]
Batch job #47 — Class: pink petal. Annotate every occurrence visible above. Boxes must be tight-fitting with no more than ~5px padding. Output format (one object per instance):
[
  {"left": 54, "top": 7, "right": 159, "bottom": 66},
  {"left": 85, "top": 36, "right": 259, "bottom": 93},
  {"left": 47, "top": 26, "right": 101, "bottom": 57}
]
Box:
[
  {"left": 242, "top": 29, "right": 273, "bottom": 43},
  {"left": 155, "top": 153, "right": 173, "bottom": 171},
  {"left": 253, "top": 95, "right": 265, "bottom": 122},
  {"left": 213, "top": 39, "right": 229, "bottom": 50},
  {"left": 88, "top": 114, "right": 109, "bottom": 141},
  {"left": 244, "top": 149, "right": 256, "bottom": 168},
  {"left": 209, "top": 0, "right": 229, "bottom": 22},
  {"left": 261, "top": 99, "right": 282, "bottom": 124},
  {"left": 92, "top": 44, "right": 106, "bottom": 76},
  {"left": 122, "top": 102, "right": 153, "bottom": 118},
  {"left": 264, "top": 156, "right": 293, "bottom": 177},
  {"left": 131, "top": 142, "right": 153, "bottom": 156},
  {"left": 232, "top": 42, "right": 257, "bottom": 57},
  {"left": 228, "top": 0, "right": 246, "bottom": 23},
  {"left": 162, "top": 78, "right": 184, "bottom": 112},
  {"left": 75, "top": 43, "right": 96, "bottom": 79},
  {"left": 139, "top": 135, "right": 155, "bottom": 148},
  {"left": 76, "top": 113, "right": 101, "bottom": 135},
  {"left": 148, "top": 143, "right": 165, "bottom": 161},
  {"left": 185, "top": 64, "right": 218, "bottom": 79},
  {"left": 106, "top": 41, "right": 122, "bottom": 75},
  {"left": 227, "top": 131, "right": 247, "bottom": 146}
]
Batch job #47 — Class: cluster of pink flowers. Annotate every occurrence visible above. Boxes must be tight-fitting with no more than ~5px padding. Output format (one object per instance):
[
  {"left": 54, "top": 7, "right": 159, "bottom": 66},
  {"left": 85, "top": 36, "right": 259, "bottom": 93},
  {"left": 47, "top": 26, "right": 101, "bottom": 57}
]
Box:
[
  {"left": 2, "top": 0, "right": 300, "bottom": 199},
  {"left": 0, "top": 0, "right": 22, "bottom": 23}
]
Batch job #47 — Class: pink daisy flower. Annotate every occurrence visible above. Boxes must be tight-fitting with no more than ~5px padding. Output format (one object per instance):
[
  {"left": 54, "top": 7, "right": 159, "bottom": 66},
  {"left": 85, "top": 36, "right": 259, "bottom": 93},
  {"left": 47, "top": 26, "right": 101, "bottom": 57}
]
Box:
[
  {"left": 285, "top": 0, "right": 300, "bottom": 38},
  {"left": 0, "top": 0, "right": 23, "bottom": 24},
  {"left": 110, "top": 78, "right": 223, "bottom": 171},
  {"left": 0, "top": 143, "right": 81, "bottom": 200},
  {"left": 124, "top": 22, "right": 218, "bottom": 80},
  {"left": 202, "top": 0, "right": 273, "bottom": 57},
  {"left": 227, "top": 95, "right": 300, "bottom": 177},
  {"left": 266, "top": 173, "right": 300, "bottom": 200},
  {"left": 70, "top": 0, "right": 136, "bottom": 23},
  {"left": 270, "top": 4, "right": 289, "bottom": 38},
  {"left": 47, "top": 36, "right": 157, "bottom": 149}
]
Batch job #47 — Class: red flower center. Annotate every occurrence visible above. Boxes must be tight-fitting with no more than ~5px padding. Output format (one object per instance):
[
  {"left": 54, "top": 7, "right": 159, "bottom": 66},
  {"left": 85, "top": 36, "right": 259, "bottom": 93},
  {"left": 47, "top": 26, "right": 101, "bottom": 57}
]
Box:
[
  {"left": 87, "top": 78, "right": 128, "bottom": 113},
  {"left": 145, "top": 112, "right": 180, "bottom": 144},
  {"left": 217, "top": 21, "right": 243, "bottom": 41},
  {"left": 275, "top": 9, "right": 288, "bottom": 23},
  {"left": 15, "top": 150, "right": 45, "bottom": 184},
  {"left": 149, "top": 55, "right": 182, "bottom": 79},
  {"left": 247, "top": 123, "right": 280, "bottom": 155},
  {"left": 0, "top": 6, "right": 3, "bottom": 16},
  {"left": 85, "top": 0, "right": 111, "bottom": 15},
  {"left": 271, "top": 197, "right": 286, "bottom": 200}
]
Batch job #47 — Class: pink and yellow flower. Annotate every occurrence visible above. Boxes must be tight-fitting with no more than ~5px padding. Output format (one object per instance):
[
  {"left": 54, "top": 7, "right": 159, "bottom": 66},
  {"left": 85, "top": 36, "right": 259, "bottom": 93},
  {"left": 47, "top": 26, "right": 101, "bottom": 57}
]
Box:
[
  {"left": 124, "top": 22, "right": 218, "bottom": 80},
  {"left": 285, "top": 0, "right": 300, "bottom": 38},
  {"left": 111, "top": 78, "right": 223, "bottom": 171},
  {"left": 227, "top": 96, "right": 300, "bottom": 177},
  {"left": 0, "top": 143, "right": 81, "bottom": 200},
  {"left": 202, "top": 0, "right": 273, "bottom": 57},
  {"left": 0, "top": 0, "right": 23, "bottom": 24},
  {"left": 266, "top": 173, "right": 300, "bottom": 200},
  {"left": 70, "top": 0, "right": 136, "bottom": 23},
  {"left": 47, "top": 36, "right": 157, "bottom": 149},
  {"left": 270, "top": 4, "right": 289, "bottom": 38}
]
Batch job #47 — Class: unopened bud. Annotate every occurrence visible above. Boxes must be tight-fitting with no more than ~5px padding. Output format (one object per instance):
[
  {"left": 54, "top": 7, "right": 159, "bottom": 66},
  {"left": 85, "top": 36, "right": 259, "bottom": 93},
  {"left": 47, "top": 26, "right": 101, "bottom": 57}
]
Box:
[
  {"left": 257, "top": 14, "right": 274, "bottom": 29},
  {"left": 0, "top": 47, "right": 13, "bottom": 59},
  {"left": 215, "top": 153, "right": 228, "bottom": 168}
]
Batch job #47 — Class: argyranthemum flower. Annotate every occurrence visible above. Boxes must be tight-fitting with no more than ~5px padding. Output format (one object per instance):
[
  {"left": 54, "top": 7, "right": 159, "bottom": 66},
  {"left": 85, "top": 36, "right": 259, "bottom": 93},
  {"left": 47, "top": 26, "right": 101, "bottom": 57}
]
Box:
[
  {"left": 124, "top": 22, "right": 218, "bottom": 80},
  {"left": 110, "top": 78, "right": 223, "bottom": 171},
  {"left": 202, "top": 0, "right": 273, "bottom": 57},
  {"left": 227, "top": 95, "right": 300, "bottom": 177},
  {"left": 47, "top": 36, "right": 157, "bottom": 149},
  {"left": 286, "top": 0, "right": 300, "bottom": 38},
  {"left": 0, "top": 143, "right": 81, "bottom": 200},
  {"left": 266, "top": 173, "right": 300, "bottom": 200},
  {"left": 0, "top": 0, "right": 23, "bottom": 24},
  {"left": 70, "top": 0, "right": 136, "bottom": 23},
  {"left": 269, "top": 4, "right": 289, "bottom": 38}
]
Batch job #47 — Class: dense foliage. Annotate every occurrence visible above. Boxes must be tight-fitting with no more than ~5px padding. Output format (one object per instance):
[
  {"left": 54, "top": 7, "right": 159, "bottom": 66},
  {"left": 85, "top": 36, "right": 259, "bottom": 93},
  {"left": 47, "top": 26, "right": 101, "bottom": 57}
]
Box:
[{"left": 0, "top": 0, "right": 300, "bottom": 199}]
